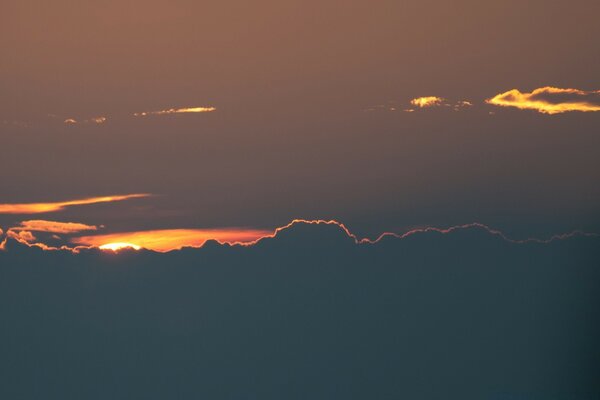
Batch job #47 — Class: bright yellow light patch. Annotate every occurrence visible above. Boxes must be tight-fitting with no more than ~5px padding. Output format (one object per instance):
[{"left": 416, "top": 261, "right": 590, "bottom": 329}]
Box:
[
  {"left": 99, "top": 242, "right": 142, "bottom": 251},
  {"left": 410, "top": 96, "right": 445, "bottom": 108}
]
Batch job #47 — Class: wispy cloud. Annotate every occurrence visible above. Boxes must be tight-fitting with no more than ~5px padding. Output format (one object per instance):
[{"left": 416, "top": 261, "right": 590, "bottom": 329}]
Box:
[
  {"left": 486, "top": 87, "right": 600, "bottom": 114},
  {"left": 63, "top": 116, "right": 107, "bottom": 125},
  {"left": 12, "top": 220, "right": 98, "bottom": 234},
  {"left": 0, "top": 194, "right": 151, "bottom": 214},
  {"left": 134, "top": 106, "right": 216, "bottom": 117}
]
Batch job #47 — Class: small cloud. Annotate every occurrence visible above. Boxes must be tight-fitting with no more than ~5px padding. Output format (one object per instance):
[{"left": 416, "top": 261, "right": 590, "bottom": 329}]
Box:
[
  {"left": 13, "top": 220, "right": 98, "bottom": 234},
  {"left": 63, "top": 116, "right": 107, "bottom": 125},
  {"left": 6, "top": 229, "right": 37, "bottom": 243},
  {"left": 0, "top": 193, "right": 152, "bottom": 214},
  {"left": 486, "top": 86, "right": 600, "bottom": 114},
  {"left": 407, "top": 97, "right": 473, "bottom": 112},
  {"left": 410, "top": 96, "right": 445, "bottom": 108},
  {"left": 134, "top": 106, "right": 216, "bottom": 117},
  {"left": 88, "top": 116, "right": 106, "bottom": 124}
]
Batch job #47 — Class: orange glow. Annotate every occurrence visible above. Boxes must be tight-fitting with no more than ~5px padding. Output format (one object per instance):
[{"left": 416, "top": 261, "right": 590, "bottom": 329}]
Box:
[
  {"left": 89, "top": 116, "right": 106, "bottom": 124},
  {"left": 410, "top": 96, "right": 445, "bottom": 108},
  {"left": 486, "top": 87, "right": 600, "bottom": 114},
  {"left": 14, "top": 220, "right": 98, "bottom": 233},
  {"left": 99, "top": 242, "right": 141, "bottom": 251},
  {"left": 0, "top": 193, "right": 151, "bottom": 214},
  {"left": 134, "top": 106, "right": 216, "bottom": 117},
  {"left": 73, "top": 228, "right": 271, "bottom": 252}
]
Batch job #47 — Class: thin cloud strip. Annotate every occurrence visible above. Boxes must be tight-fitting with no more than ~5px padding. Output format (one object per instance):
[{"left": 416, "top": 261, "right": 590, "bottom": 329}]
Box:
[
  {"left": 13, "top": 220, "right": 98, "bottom": 234},
  {"left": 134, "top": 106, "right": 216, "bottom": 117},
  {"left": 0, "top": 193, "right": 151, "bottom": 214},
  {"left": 486, "top": 86, "right": 600, "bottom": 114},
  {"left": 63, "top": 117, "right": 106, "bottom": 125}
]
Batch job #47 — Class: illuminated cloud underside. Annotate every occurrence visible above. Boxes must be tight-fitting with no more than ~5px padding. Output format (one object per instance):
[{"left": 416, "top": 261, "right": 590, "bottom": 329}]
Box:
[
  {"left": 73, "top": 228, "right": 272, "bottom": 252},
  {"left": 486, "top": 86, "right": 600, "bottom": 114},
  {"left": 134, "top": 106, "right": 216, "bottom": 117},
  {"left": 0, "top": 193, "right": 151, "bottom": 214},
  {"left": 12, "top": 220, "right": 98, "bottom": 234}
]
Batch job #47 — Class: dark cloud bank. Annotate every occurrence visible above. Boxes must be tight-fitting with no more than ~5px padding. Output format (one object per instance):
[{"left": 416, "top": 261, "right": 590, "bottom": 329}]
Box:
[{"left": 1, "top": 223, "right": 599, "bottom": 400}]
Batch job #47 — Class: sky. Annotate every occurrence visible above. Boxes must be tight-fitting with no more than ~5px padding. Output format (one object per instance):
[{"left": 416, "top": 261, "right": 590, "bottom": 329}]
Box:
[
  {"left": 1, "top": 0, "right": 600, "bottom": 251},
  {"left": 1, "top": 3, "right": 600, "bottom": 398}
]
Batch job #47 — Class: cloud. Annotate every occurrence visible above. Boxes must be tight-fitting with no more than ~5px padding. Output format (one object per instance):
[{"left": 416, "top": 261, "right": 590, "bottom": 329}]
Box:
[
  {"left": 134, "top": 106, "right": 216, "bottom": 117},
  {"left": 63, "top": 116, "right": 107, "bottom": 125},
  {"left": 486, "top": 86, "right": 600, "bottom": 114},
  {"left": 1, "top": 217, "right": 598, "bottom": 400},
  {"left": 12, "top": 220, "right": 98, "bottom": 234},
  {"left": 88, "top": 116, "right": 107, "bottom": 124},
  {"left": 0, "top": 193, "right": 151, "bottom": 214},
  {"left": 410, "top": 96, "right": 445, "bottom": 108},
  {"left": 405, "top": 97, "right": 473, "bottom": 112},
  {"left": 72, "top": 227, "right": 272, "bottom": 252}
]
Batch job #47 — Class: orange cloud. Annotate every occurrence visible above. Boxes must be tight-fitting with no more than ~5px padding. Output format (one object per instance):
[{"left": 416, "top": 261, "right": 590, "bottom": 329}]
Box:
[
  {"left": 13, "top": 220, "right": 98, "bottom": 234},
  {"left": 0, "top": 193, "right": 151, "bottom": 214},
  {"left": 72, "top": 228, "right": 271, "bottom": 252},
  {"left": 89, "top": 116, "right": 107, "bottom": 124},
  {"left": 64, "top": 116, "right": 107, "bottom": 125},
  {"left": 410, "top": 96, "right": 445, "bottom": 108},
  {"left": 134, "top": 106, "right": 216, "bottom": 117},
  {"left": 486, "top": 87, "right": 600, "bottom": 114}
]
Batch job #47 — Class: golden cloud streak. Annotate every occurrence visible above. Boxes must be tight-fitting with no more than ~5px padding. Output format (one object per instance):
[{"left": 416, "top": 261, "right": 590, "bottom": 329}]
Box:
[
  {"left": 0, "top": 194, "right": 151, "bottom": 214},
  {"left": 486, "top": 87, "right": 600, "bottom": 114},
  {"left": 410, "top": 96, "right": 445, "bottom": 108},
  {"left": 13, "top": 220, "right": 98, "bottom": 234},
  {"left": 73, "top": 228, "right": 271, "bottom": 252},
  {"left": 134, "top": 106, "right": 216, "bottom": 117}
]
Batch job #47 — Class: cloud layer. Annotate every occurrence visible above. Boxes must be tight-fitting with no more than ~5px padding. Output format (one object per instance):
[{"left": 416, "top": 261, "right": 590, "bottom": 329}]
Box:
[{"left": 486, "top": 86, "right": 600, "bottom": 114}]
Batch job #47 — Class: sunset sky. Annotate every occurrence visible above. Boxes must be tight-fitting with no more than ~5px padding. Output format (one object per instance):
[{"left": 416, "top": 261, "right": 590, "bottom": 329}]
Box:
[
  {"left": 2, "top": 2, "right": 600, "bottom": 399},
  {"left": 1, "top": 0, "right": 599, "bottom": 251}
]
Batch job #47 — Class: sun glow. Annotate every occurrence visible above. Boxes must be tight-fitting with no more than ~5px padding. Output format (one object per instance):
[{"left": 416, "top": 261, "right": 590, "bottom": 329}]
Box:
[
  {"left": 99, "top": 242, "right": 142, "bottom": 251},
  {"left": 74, "top": 228, "right": 271, "bottom": 252}
]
